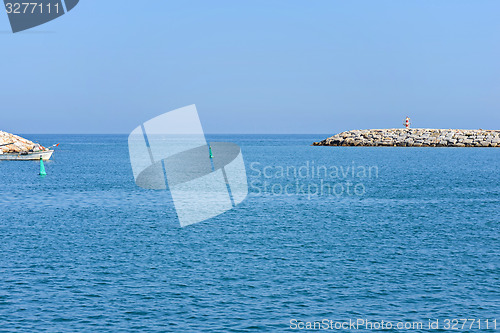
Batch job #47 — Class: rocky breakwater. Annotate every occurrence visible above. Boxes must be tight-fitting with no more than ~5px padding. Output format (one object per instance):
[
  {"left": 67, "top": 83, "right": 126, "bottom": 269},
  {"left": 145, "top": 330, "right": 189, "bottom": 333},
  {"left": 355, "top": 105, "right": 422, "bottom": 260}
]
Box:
[
  {"left": 0, "top": 130, "right": 38, "bottom": 153},
  {"left": 313, "top": 129, "right": 500, "bottom": 147}
]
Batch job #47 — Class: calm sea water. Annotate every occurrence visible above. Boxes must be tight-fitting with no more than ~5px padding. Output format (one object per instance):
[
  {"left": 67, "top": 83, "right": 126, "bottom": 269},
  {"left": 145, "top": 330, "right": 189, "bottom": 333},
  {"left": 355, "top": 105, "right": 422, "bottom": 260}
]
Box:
[{"left": 0, "top": 134, "right": 498, "bottom": 332}]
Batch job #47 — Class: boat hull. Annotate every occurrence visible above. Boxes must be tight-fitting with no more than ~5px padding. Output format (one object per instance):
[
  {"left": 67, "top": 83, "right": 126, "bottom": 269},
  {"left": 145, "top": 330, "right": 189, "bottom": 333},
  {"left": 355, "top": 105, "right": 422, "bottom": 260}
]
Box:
[{"left": 0, "top": 150, "right": 54, "bottom": 161}]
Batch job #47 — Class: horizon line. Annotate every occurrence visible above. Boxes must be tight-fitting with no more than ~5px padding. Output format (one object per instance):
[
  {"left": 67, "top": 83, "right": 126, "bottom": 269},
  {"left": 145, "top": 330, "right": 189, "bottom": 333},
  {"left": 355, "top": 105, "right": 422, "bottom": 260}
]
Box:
[{"left": 15, "top": 133, "right": 334, "bottom": 136}]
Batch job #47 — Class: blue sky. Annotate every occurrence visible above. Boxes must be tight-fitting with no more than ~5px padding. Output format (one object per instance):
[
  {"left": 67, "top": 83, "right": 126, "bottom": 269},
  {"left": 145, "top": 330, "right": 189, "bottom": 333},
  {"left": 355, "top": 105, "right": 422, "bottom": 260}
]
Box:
[{"left": 1, "top": 0, "right": 499, "bottom": 134}]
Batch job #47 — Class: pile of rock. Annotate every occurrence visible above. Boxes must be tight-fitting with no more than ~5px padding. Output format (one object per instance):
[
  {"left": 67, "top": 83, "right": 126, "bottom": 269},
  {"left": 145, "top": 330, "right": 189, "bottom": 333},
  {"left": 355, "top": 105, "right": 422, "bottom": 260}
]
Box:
[
  {"left": 313, "top": 129, "right": 500, "bottom": 147},
  {"left": 0, "top": 131, "right": 38, "bottom": 153}
]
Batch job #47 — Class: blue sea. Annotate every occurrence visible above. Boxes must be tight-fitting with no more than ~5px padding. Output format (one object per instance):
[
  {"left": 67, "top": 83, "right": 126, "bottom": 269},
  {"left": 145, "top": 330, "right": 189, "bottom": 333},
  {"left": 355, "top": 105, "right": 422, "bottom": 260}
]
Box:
[{"left": 0, "top": 135, "right": 498, "bottom": 332}]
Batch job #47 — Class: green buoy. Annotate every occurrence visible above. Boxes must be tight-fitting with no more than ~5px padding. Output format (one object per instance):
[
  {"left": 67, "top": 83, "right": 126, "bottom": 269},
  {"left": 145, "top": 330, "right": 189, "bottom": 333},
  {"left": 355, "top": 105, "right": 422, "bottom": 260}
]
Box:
[
  {"left": 39, "top": 156, "right": 46, "bottom": 176},
  {"left": 209, "top": 145, "right": 213, "bottom": 159}
]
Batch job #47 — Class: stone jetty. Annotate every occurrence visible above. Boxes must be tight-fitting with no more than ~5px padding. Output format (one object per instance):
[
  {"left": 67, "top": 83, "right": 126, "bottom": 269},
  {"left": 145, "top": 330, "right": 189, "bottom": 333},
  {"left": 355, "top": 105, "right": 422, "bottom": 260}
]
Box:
[
  {"left": 0, "top": 131, "right": 39, "bottom": 153},
  {"left": 313, "top": 129, "right": 500, "bottom": 147}
]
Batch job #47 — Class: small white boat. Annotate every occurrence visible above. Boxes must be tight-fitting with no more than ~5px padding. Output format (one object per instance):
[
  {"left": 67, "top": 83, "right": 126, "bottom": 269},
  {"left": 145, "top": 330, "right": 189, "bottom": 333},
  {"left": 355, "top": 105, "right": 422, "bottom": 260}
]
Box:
[{"left": 0, "top": 149, "right": 54, "bottom": 161}]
